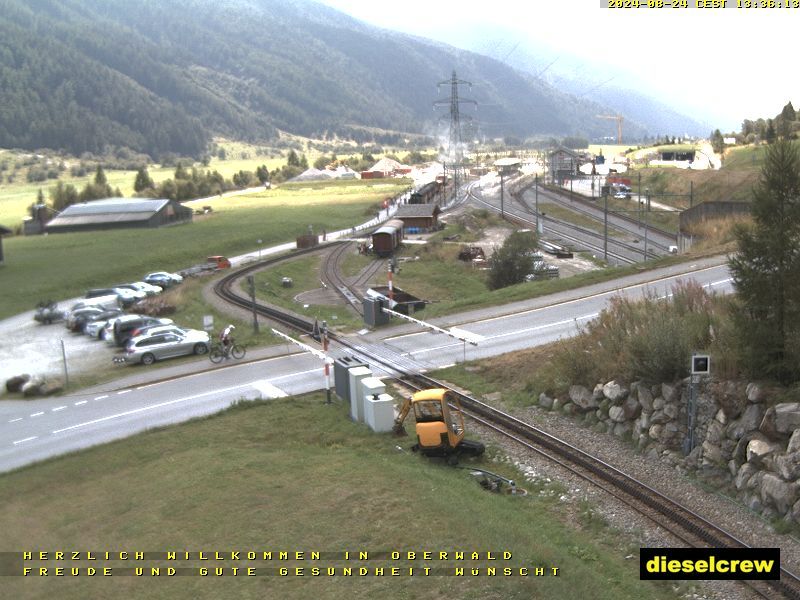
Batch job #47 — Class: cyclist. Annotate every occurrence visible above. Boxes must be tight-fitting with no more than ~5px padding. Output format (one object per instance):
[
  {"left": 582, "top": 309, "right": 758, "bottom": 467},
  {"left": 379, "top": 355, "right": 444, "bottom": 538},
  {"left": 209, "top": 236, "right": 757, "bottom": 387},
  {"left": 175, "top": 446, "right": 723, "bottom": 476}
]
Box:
[{"left": 220, "top": 324, "right": 235, "bottom": 358}]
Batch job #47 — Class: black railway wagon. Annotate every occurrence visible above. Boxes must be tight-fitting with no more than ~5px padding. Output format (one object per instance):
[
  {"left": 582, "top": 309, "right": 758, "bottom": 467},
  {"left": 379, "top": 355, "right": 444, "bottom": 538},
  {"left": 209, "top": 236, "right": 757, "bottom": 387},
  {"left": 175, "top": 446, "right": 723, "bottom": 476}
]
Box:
[
  {"left": 371, "top": 219, "right": 405, "bottom": 257},
  {"left": 409, "top": 181, "right": 440, "bottom": 204}
]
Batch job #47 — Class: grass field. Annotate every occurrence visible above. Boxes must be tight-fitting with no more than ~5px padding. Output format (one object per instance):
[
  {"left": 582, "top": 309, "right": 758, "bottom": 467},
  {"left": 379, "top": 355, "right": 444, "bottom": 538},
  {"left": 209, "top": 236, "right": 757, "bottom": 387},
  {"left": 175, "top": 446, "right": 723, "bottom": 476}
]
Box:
[
  {"left": 0, "top": 392, "right": 680, "bottom": 600},
  {"left": 0, "top": 181, "right": 408, "bottom": 320}
]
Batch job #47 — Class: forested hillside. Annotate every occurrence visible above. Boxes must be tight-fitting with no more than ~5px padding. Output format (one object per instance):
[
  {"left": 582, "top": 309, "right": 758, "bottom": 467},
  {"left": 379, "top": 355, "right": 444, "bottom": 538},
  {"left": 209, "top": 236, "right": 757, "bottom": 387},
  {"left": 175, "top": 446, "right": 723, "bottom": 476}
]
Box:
[{"left": 0, "top": 0, "right": 645, "bottom": 158}]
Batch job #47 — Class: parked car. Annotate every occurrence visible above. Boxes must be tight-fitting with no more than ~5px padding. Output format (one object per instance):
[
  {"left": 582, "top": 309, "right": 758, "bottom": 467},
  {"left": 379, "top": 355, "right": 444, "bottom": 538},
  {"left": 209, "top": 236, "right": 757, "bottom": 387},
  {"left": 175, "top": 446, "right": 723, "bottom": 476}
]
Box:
[
  {"left": 86, "top": 287, "right": 143, "bottom": 307},
  {"left": 143, "top": 271, "right": 183, "bottom": 288},
  {"left": 127, "top": 323, "right": 187, "bottom": 340},
  {"left": 67, "top": 307, "right": 122, "bottom": 333},
  {"left": 66, "top": 306, "right": 108, "bottom": 332},
  {"left": 120, "top": 329, "right": 210, "bottom": 365},
  {"left": 72, "top": 294, "right": 122, "bottom": 311},
  {"left": 116, "top": 282, "right": 162, "bottom": 296},
  {"left": 79, "top": 309, "right": 124, "bottom": 335},
  {"left": 110, "top": 315, "right": 174, "bottom": 347}
]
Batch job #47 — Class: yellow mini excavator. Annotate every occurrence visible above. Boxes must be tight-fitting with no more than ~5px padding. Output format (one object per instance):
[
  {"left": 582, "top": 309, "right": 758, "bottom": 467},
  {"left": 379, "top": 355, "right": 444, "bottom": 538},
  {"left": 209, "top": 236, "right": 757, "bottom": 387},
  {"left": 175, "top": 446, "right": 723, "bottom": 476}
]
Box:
[{"left": 393, "top": 388, "right": 485, "bottom": 463}]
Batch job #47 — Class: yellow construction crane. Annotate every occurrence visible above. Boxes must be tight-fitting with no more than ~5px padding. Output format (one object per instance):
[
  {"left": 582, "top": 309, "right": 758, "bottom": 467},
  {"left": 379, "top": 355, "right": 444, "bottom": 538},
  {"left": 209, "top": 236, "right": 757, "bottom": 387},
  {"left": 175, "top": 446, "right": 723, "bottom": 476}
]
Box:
[{"left": 597, "top": 115, "right": 624, "bottom": 144}]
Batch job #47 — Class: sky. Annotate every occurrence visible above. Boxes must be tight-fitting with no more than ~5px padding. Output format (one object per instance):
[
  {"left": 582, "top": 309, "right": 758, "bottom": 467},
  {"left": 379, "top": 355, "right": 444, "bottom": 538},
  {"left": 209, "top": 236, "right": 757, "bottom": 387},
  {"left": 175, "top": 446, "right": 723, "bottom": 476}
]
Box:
[{"left": 317, "top": 0, "right": 799, "bottom": 131}]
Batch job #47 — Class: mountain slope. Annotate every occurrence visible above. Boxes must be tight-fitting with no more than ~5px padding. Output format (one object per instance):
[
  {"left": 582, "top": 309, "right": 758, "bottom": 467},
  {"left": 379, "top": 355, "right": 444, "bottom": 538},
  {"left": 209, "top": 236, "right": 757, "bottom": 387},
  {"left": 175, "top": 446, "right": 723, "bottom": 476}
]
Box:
[{"left": 0, "top": 0, "right": 647, "bottom": 158}]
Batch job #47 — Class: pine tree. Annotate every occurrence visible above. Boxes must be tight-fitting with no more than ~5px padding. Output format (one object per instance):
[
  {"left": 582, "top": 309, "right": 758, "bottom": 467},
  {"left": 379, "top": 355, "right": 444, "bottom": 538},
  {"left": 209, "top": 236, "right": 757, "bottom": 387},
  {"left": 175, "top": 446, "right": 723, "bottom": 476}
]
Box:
[
  {"left": 94, "top": 165, "right": 107, "bottom": 186},
  {"left": 729, "top": 140, "right": 800, "bottom": 382},
  {"left": 134, "top": 167, "right": 154, "bottom": 192}
]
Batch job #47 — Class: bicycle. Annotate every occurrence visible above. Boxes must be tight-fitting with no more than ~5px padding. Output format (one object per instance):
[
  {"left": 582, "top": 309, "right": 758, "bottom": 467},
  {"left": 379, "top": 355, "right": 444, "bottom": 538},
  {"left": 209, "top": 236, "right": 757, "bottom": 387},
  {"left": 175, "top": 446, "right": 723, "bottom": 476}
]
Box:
[{"left": 209, "top": 342, "right": 247, "bottom": 363}]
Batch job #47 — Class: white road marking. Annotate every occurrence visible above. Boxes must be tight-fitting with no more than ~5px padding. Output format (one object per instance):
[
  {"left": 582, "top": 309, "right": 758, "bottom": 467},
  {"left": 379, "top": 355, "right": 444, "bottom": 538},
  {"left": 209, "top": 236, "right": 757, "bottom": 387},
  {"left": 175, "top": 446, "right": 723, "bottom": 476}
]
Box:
[
  {"left": 74, "top": 401, "right": 88, "bottom": 406},
  {"left": 95, "top": 395, "right": 108, "bottom": 401},
  {"left": 51, "top": 382, "right": 252, "bottom": 435},
  {"left": 117, "top": 390, "right": 131, "bottom": 395},
  {"left": 8, "top": 418, "right": 22, "bottom": 423},
  {"left": 13, "top": 437, "right": 37, "bottom": 445},
  {"left": 52, "top": 406, "right": 67, "bottom": 412},
  {"left": 250, "top": 380, "right": 288, "bottom": 399},
  {"left": 30, "top": 412, "right": 44, "bottom": 418}
]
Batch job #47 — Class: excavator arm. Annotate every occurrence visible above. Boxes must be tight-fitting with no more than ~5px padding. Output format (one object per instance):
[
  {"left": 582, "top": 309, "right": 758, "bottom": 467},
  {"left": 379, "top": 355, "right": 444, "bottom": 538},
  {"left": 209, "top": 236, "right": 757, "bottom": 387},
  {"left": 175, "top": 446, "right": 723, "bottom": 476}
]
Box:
[{"left": 392, "top": 396, "right": 414, "bottom": 435}]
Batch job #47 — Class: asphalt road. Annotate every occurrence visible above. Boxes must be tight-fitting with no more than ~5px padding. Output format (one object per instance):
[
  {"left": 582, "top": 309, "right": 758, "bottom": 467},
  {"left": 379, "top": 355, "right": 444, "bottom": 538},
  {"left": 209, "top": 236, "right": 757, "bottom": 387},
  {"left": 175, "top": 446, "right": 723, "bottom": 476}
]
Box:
[{"left": 0, "top": 257, "right": 733, "bottom": 474}]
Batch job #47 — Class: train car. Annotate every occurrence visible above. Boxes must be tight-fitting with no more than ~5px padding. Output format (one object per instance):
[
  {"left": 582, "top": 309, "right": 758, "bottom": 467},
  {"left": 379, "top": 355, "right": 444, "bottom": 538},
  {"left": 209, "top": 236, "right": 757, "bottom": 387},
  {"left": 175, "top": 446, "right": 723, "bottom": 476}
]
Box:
[
  {"left": 409, "top": 181, "right": 440, "bottom": 204},
  {"left": 371, "top": 219, "right": 404, "bottom": 257}
]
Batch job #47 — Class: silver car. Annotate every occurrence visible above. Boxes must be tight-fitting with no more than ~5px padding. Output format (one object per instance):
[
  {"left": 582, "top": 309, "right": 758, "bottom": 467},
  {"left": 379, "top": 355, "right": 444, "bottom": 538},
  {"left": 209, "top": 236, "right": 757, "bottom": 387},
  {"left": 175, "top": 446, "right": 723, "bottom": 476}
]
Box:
[{"left": 120, "top": 329, "right": 210, "bottom": 365}]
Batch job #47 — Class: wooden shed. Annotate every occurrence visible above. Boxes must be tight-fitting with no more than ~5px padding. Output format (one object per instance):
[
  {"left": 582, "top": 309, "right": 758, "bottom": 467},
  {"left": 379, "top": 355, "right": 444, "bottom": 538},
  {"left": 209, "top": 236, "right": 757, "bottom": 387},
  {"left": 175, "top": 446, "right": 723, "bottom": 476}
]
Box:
[{"left": 394, "top": 204, "right": 441, "bottom": 233}]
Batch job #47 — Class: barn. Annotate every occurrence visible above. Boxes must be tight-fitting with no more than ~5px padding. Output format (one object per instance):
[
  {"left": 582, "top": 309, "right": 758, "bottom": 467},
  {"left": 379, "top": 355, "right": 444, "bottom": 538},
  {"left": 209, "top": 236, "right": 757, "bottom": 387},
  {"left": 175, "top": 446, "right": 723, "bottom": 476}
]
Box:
[
  {"left": 45, "top": 198, "right": 193, "bottom": 234},
  {"left": 394, "top": 204, "right": 441, "bottom": 233}
]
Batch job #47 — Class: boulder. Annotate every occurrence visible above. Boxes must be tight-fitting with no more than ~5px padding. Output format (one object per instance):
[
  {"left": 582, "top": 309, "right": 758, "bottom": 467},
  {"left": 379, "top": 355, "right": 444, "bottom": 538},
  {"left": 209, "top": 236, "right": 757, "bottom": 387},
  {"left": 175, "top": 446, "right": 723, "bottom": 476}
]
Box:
[
  {"left": 759, "top": 404, "right": 800, "bottom": 438},
  {"left": 760, "top": 473, "right": 798, "bottom": 515},
  {"left": 653, "top": 396, "right": 665, "bottom": 411},
  {"left": 727, "top": 404, "right": 765, "bottom": 441},
  {"left": 701, "top": 440, "right": 723, "bottom": 465},
  {"left": 649, "top": 424, "right": 663, "bottom": 441},
  {"left": 661, "top": 383, "right": 680, "bottom": 404},
  {"left": 788, "top": 429, "right": 800, "bottom": 454},
  {"left": 538, "top": 393, "right": 554, "bottom": 410},
  {"left": 551, "top": 397, "right": 564, "bottom": 413},
  {"left": 21, "top": 379, "right": 44, "bottom": 397},
  {"left": 569, "top": 385, "right": 597, "bottom": 411},
  {"left": 634, "top": 412, "right": 651, "bottom": 433},
  {"left": 705, "top": 420, "right": 725, "bottom": 445},
  {"left": 746, "top": 382, "right": 766, "bottom": 404},
  {"left": 733, "top": 431, "right": 769, "bottom": 464},
  {"left": 746, "top": 439, "right": 781, "bottom": 463},
  {"left": 793, "top": 499, "right": 800, "bottom": 523},
  {"left": 775, "top": 452, "right": 800, "bottom": 481},
  {"left": 613, "top": 422, "right": 632, "bottom": 437},
  {"left": 5, "top": 374, "right": 30, "bottom": 393},
  {"left": 728, "top": 458, "right": 738, "bottom": 477},
  {"left": 774, "top": 403, "right": 800, "bottom": 435},
  {"left": 562, "top": 402, "right": 578, "bottom": 416},
  {"left": 663, "top": 403, "right": 679, "bottom": 421},
  {"left": 650, "top": 410, "right": 670, "bottom": 425},
  {"left": 715, "top": 409, "right": 728, "bottom": 426},
  {"left": 714, "top": 380, "right": 746, "bottom": 420},
  {"left": 637, "top": 385, "right": 654, "bottom": 412},
  {"left": 735, "top": 463, "right": 757, "bottom": 490},
  {"left": 621, "top": 396, "right": 641, "bottom": 420},
  {"left": 608, "top": 406, "right": 627, "bottom": 423},
  {"left": 592, "top": 383, "right": 605, "bottom": 402},
  {"left": 602, "top": 380, "right": 627, "bottom": 403}
]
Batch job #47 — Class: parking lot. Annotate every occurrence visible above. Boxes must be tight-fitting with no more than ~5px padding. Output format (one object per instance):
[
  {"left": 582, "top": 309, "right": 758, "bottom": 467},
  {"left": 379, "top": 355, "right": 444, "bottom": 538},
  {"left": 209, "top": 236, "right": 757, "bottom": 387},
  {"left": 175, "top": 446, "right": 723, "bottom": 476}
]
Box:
[{"left": 0, "top": 300, "right": 117, "bottom": 392}]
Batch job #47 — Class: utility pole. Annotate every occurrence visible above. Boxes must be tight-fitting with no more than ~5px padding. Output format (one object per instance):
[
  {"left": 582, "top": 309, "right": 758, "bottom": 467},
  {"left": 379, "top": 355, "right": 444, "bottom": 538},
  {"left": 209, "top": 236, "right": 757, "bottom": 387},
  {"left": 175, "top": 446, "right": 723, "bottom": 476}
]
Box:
[
  {"left": 434, "top": 70, "right": 476, "bottom": 203},
  {"left": 535, "top": 174, "right": 540, "bottom": 234},
  {"left": 246, "top": 275, "right": 259, "bottom": 333},
  {"left": 499, "top": 170, "right": 505, "bottom": 218},
  {"left": 603, "top": 188, "right": 608, "bottom": 262}
]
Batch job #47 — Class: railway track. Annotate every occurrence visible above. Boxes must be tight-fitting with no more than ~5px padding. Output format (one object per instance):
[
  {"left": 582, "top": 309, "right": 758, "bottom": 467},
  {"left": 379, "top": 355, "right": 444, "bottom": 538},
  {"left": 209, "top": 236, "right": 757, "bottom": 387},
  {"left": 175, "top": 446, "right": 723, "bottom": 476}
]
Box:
[
  {"left": 467, "top": 186, "right": 637, "bottom": 264},
  {"left": 532, "top": 183, "right": 678, "bottom": 243},
  {"left": 212, "top": 261, "right": 800, "bottom": 599},
  {"left": 526, "top": 186, "right": 675, "bottom": 255}
]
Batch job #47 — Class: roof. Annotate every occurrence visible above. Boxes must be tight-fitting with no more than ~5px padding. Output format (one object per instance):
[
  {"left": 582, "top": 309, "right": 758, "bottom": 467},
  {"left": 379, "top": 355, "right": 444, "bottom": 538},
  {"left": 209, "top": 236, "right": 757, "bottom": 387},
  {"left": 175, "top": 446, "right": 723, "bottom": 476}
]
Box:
[
  {"left": 369, "top": 157, "right": 407, "bottom": 172},
  {"left": 56, "top": 198, "right": 170, "bottom": 217},
  {"left": 494, "top": 157, "right": 521, "bottom": 168},
  {"left": 549, "top": 147, "right": 580, "bottom": 158},
  {"left": 394, "top": 204, "right": 441, "bottom": 218},
  {"left": 46, "top": 198, "right": 172, "bottom": 229}
]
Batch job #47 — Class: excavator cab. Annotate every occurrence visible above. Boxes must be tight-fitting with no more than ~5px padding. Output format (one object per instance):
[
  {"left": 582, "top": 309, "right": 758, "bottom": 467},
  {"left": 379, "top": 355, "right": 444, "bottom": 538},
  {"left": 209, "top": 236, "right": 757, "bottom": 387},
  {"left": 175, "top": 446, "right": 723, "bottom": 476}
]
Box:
[{"left": 395, "top": 389, "right": 484, "bottom": 461}]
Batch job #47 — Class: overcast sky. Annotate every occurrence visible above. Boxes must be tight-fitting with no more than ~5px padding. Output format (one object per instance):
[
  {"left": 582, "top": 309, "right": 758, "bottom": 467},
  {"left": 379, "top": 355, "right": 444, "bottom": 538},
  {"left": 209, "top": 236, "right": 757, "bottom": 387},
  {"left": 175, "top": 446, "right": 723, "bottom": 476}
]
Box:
[{"left": 318, "top": 0, "right": 798, "bottom": 131}]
